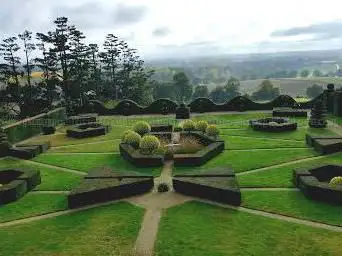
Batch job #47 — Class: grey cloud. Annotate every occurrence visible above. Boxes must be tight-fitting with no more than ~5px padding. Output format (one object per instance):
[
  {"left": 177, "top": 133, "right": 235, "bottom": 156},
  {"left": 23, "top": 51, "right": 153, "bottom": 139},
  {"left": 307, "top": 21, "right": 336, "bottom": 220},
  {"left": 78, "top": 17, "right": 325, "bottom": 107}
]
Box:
[
  {"left": 113, "top": 4, "right": 147, "bottom": 26},
  {"left": 152, "top": 27, "right": 171, "bottom": 37},
  {"left": 271, "top": 20, "right": 342, "bottom": 41}
]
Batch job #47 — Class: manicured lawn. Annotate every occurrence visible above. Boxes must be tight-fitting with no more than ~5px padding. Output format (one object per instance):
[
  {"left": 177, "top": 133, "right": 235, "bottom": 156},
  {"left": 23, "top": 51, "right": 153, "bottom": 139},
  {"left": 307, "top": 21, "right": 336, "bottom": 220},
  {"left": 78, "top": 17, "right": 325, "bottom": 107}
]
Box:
[
  {"left": 238, "top": 152, "right": 342, "bottom": 187},
  {"left": 223, "top": 135, "right": 306, "bottom": 149},
  {"left": 49, "top": 139, "right": 120, "bottom": 153},
  {"left": 174, "top": 148, "right": 317, "bottom": 174},
  {"left": 0, "top": 158, "right": 82, "bottom": 191},
  {"left": 0, "top": 194, "right": 67, "bottom": 223},
  {"left": 225, "top": 126, "right": 337, "bottom": 141},
  {"left": 0, "top": 202, "right": 144, "bottom": 256},
  {"left": 242, "top": 190, "right": 342, "bottom": 226},
  {"left": 33, "top": 153, "right": 162, "bottom": 176},
  {"left": 156, "top": 201, "right": 342, "bottom": 256}
]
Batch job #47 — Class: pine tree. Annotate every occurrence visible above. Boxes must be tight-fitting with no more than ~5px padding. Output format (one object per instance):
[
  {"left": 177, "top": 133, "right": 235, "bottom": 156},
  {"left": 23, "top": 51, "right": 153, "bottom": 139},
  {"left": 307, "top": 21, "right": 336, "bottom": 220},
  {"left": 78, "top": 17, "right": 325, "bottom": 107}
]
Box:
[{"left": 309, "top": 100, "right": 327, "bottom": 128}]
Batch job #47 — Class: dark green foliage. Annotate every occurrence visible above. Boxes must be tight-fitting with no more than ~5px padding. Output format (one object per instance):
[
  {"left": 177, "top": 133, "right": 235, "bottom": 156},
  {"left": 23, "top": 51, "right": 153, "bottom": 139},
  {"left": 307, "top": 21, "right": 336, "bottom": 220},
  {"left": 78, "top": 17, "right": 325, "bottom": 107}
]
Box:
[
  {"left": 42, "top": 126, "right": 55, "bottom": 135},
  {"left": 272, "top": 108, "right": 308, "bottom": 117},
  {"left": 250, "top": 117, "right": 297, "bottom": 132},
  {"left": 66, "top": 123, "right": 106, "bottom": 138},
  {"left": 157, "top": 183, "right": 169, "bottom": 193},
  {"left": 68, "top": 176, "right": 153, "bottom": 208},
  {"left": 173, "top": 125, "right": 183, "bottom": 132},
  {"left": 176, "top": 104, "right": 190, "bottom": 119},
  {"left": 4, "top": 107, "right": 66, "bottom": 143},
  {"left": 144, "top": 99, "right": 178, "bottom": 114},
  {"left": 9, "top": 145, "right": 41, "bottom": 159},
  {"left": 294, "top": 165, "right": 342, "bottom": 205},
  {"left": 192, "top": 85, "right": 209, "bottom": 99},
  {"left": 0, "top": 131, "right": 11, "bottom": 157},
  {"left": 307, "top": 84, "right": 323, "bottom": 98},
  {"left": 65, "top": 115, "right": 97, "bottom": 125},
  {"left": 0, "top": 168, "right": 41, "bottom": 205},
  {"left": 312, "top": 138, "right": 342, "bottom": 154},
  {"left": 151, "top": 124, "right": 173, "bottom": 133},
  {"left": 309, "top": 100, "right": 327, "bottom": 128},
  {"left": 252, "top": 80, "right": 280, "bottom": 101},
  {"left": 173, "top": 72, "right": 193, "bottom": 102},
  {"left": 133, "top": 121, "right": 151, "bottom": 136}
]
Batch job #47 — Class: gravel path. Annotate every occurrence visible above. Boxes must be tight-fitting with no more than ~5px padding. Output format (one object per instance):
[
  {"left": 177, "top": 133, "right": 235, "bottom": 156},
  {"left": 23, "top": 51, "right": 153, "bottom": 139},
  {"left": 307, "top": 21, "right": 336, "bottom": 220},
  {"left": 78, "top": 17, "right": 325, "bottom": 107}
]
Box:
[
  {"left": 221, "top": 134, "right": 303, "bottom": 142},
  {"left": 43, "top": 152, "right": 120, "bottom": 155}
]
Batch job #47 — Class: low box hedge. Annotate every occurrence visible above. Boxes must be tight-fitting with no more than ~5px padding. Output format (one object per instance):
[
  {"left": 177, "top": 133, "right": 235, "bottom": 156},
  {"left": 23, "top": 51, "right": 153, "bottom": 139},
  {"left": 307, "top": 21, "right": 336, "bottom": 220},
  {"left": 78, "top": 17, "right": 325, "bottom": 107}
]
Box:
[
  {"left": 0, "top": 179, "right": 28, "bottom": 205},
  {"left": 175, "top": 105, "right": 190, "bottom": 119},
  {"left": 8, "top": 145, "right": 41, "bottom": 159},
  {"left": 17, "top": 169, "right": 42, "bottom": 190},
  {"left": 16, "top": 141, "right": 51, "bottom": 154},
  {"left": 312, "top": 138, "right": 342, "bottom": 154},
  {"left": 250, "top": 117, "right": 297, "bottom": 132},
  {"left": 66, "top": 123, "right": 106, "bottom": 139},
  {"left": 150, "top": 124, "right": 173, "bottom": 133},
  {"left": 305, "top": 133, "right": 342, "bottom": 147},
  {"left": 272, "top": 108, "right": 308, "bottom": 117},
  {"left": 173, "top": 176, "right": 241, "bottom": 205},
  {"left": 119, "top": 143, "right": 164, "bottom": 167},
  {"left": 173, "top": 141, "right": 224, "bottom": 166},
  {"left": 68, "top": 177, "right": 154, "bottom": 208},
  {"left": 42, "top": 126, "right": 56, "bottom": 135},
  {"left": 65, "top": 115, "right": 97, "bottom": 125},
  {"left": 293, "top": 164, "right": 342, "bottom": 205}
]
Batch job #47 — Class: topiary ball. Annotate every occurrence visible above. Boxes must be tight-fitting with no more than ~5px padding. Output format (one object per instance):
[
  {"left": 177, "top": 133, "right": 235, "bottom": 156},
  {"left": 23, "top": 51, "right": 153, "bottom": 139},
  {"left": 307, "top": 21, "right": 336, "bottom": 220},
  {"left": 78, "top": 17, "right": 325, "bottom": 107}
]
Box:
[
  {"left": 133, "top": 121, "right": 151, "bottom": 136},
  {"left": 121, "top": 130, "right": 132, "bottom": 143},
  {"left": 182, "top": 120, "right": 196, "bottom": 132},
  {"left": 123, "top": 131, "right": 141, "bottom": 149},
  {"left": 157, "top": 183, "right": 169, "bottom": 193},
  {"left": 173, "top": 125, "right": 183, "bottom": 132},
  {"left": 330, "top": 176, "right": 342, "bottom": 187},
  {"left": 206, "top": 124, "right": 220, "bottom": 137},
  {"left": 195, "top": 120, "right": 209, "bottom": 133},
  {"left": 140, "top": 135, "right": 160, "bottom": 155}
]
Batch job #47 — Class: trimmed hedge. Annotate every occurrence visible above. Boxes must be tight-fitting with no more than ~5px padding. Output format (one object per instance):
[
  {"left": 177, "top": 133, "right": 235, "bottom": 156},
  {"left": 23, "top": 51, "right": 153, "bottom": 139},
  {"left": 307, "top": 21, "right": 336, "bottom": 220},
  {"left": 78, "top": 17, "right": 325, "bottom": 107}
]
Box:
[
  {"left": 0, "top": 168, "right": 41, "bottom": 205},
  {"left": 10, "top": 142, "right": 51, "bottom": 159},
  {"left": 66, "top": 123, "right": 106, "bottom": 139},
  {"left": 151, "top": 124, "right": 173, "bottom": 133},
  {"left": 42, "top": 126, "right": 56, "bottom": 135},
  {"left": 249, "top": 117, "right": 297, "bottom": 132},
  {"left": 272, "top": 108, "right": 308, "bottom": 117},
  {"left": 293, "top": 164, "right": 342, "bottom": 205},
  {"left": 305, "top": 133, "right": 342, "bottom": 154},
  {"left": 16, "top": 141, "right": 51, "bottom": 154},
  {"left": 173, "top": 176, "right": 241, "bottom": 205},
  {"left": 68, "top": 177, "right": 153, "bottom": 208},
  {"left": 65, "top": 115, "right": 97, "bottom": 125},
  {"left": 176, "top": 104, "right": 190, "bottom": 119},
  {"left": 120, "top": 143, "right": 164, "bottom": 167},
  {"left": 2, "top": 107, "right": 66, "bottom": 143}
]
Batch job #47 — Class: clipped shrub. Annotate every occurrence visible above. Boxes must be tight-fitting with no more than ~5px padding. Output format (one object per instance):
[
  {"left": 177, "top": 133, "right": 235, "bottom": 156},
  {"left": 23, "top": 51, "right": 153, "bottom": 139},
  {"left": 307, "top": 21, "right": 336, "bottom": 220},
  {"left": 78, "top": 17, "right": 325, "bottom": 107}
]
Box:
[
  {"left": 182, "top": 120, "right": 196, "bottom": 132},
  {"left": 121, "top": 130, "right": 133, "bottom": 143},
  {"left": 173, "top": 125, "right": 183, "bottom": 132},
  {"left": 195, "top": 120, "right": 209, "bottom": 133},
  {"left": 157, "top": 183, "right": 169, "bottom": 193},
  {"left": 140, "top": 135, "right": 160, "bottom": 155},
  {"left": 206, "top": 125, "right": 220, "bottom": 137},
  {"left": 133, "top": 121, "right": 151, "bottom": 136},
  {"left": 124, "top": 131, "right": 141, "bottom": 149},
  {"left": 330, "top": 176, "right": 342, "bottom": 187}
]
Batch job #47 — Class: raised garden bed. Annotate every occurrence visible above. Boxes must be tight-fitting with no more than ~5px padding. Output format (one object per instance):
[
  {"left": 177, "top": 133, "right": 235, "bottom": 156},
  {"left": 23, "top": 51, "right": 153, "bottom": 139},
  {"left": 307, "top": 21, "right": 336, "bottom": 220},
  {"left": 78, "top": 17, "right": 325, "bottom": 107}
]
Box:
[
  {"left": 68, "top": 167, "right": 154, "bottom": 208},
  {"left": 272, "top": 108, "right": 308, "bottom": 117},
  {"left": 66, "top": 123, "right": 107, "bottom": 139},
  {"left": 120, "top": 131, "right": 224, "bottom": 167},
  {"left": 0, "top": 168, "right": 41, "bottom": 205},
  {"left": 293, "top": 164, "right": 342, "bottom": 205},
  {"left": 173, "top": 167, "right": 241, "bottom": 205},
  {"left": 249, "top": 117, "right": 297, "bottom": 132},
  {"left": 305, "top": 134, "right": 342, "bottom": 154}
]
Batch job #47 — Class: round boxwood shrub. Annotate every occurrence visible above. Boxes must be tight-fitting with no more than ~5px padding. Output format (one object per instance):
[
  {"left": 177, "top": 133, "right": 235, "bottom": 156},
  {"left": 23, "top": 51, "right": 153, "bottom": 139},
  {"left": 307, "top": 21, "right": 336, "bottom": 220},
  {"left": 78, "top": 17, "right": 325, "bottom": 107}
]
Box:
[
  {"left": 173, "top": 125, "right": 183, "bottom": 132},
  {"left": 123, "top": 131, "right": 141, "bottom": 149},
  {"left": 121, "top": 130, "right": 132, "bottom": 142},
  {"left": 133, "top": 121, "right": 151, "bottom": 136},
  {"left": 206, "top": 124, "right": 220, "bottom": 137},
  {"left": 182, "top": 120, "right": 196, "bottom": 132},
  {"left": 330, "top": 176, "right": 342, "bottom": 187},
  {"left": 195, "top": 120, "right": 209, "bottom": 133},
  {"left": 140, "top": 135, "right": 160, "bottom": 155},
  {"left": 158, "top": 183, "right": 169, "bottom": 193}
]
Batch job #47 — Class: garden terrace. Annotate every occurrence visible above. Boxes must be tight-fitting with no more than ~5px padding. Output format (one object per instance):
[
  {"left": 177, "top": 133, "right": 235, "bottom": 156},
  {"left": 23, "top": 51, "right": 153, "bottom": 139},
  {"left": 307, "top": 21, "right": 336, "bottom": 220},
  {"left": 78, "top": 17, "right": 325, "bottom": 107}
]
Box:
[
  {"left": 294, "top": 164, "right": 342, "bottom": 205},
  {"left": 2, "top": 112, "right": 342, "bottom": 255},
  {"left": 249, "top": 117, "right": 297, "bottom": 132}
]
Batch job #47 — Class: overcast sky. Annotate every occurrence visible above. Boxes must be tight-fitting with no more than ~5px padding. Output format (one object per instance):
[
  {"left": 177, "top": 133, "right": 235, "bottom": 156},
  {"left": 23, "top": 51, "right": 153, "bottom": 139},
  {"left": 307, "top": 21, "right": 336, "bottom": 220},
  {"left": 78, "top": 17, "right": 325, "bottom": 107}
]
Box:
[{"left": 1, "top": 0, "right": 342, "bottom": 59}]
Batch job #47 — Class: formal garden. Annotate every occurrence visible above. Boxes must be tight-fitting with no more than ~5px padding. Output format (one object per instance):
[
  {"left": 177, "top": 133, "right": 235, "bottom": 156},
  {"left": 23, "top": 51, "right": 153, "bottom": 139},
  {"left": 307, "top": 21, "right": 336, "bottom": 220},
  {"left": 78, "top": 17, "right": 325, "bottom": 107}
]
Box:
[{"left": 1, "top": 101, "right": 342, "bottom": 255}]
